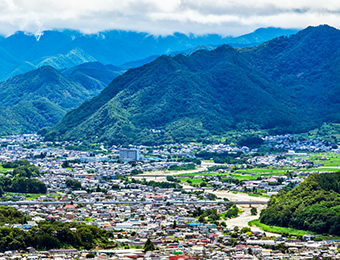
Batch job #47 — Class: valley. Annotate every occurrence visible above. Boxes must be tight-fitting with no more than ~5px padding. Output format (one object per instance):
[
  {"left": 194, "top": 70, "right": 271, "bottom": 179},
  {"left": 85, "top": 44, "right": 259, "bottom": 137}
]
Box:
[
  {"left": 0, "top": 132, "right": 338, "bottom": 258},
  {"left": 0, "top": 24, "right": 338, "bottom": 259}
]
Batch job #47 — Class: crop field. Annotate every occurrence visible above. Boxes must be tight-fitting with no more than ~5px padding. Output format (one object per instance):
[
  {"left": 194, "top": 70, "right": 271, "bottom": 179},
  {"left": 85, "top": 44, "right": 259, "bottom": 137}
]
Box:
[
  {"left": 295, "top": 153, "right": 340, "bottom": 167},
  {"left": 179, "top": 178, "right": 207, "bottom": 186}
]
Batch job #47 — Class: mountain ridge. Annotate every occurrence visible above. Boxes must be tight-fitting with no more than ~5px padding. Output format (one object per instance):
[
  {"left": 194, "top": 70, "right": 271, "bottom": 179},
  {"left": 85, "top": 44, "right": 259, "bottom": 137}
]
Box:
[
  {"left": 45, "top": 25, "right": 339, "bottom": 145},
  {"left": 0, "top": 27, "right": 298, "bottom": 82},
  {"left": 0, "top": 62, "right": 121, "bottom": 135}
]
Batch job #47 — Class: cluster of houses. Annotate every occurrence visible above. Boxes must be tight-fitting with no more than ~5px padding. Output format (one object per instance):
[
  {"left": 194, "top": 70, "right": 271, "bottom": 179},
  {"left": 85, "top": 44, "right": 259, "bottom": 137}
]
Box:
[
  {"left": 264, "top": 134, "right": 339, "bottom": 153},
  {"left": 194, "top": 174, "right": 304, "bottom": 195},
  {"left": 3, "top": 186, "right": 340, "bottom": 259},
  {"left": 0, "top": 135, "right": 338, "bottom": 259},
  {"left": 142, "top": 143, "right": 253, "bottom": 159}
]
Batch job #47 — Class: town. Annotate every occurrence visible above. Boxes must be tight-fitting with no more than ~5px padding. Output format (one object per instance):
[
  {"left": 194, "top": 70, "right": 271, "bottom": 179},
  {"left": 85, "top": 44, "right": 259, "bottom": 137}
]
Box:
[{"left": 0, "top": 134, "right": 339, "bottom": 259}]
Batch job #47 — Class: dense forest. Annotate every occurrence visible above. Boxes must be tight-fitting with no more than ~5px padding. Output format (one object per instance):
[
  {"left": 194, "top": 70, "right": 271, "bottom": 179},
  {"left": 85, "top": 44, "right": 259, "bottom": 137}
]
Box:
[
  {"left": 0, "top": 206, "right": 30, "bottom": 225},
  {"left": 46, "top": 25, "right": 340, "bottom": 145},
  {"left": 0, "top": 63, "right": 119, "bottom": 135},
  {"left": 0, "top": 206, "right": 111, "bottom": 251},
  {"left": 0, "top": 222, "right": 110, "bottom": 251},
  {"left": 260, "top": 172, "right": 340, "bottom": 235},
  {"left": 0, "top": 160, "right": 46, "bottom": 194}
]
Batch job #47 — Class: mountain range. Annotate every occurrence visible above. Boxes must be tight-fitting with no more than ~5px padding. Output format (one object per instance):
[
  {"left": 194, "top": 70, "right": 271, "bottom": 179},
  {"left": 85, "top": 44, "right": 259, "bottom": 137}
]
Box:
[
  {"left": 0, "top": 62, "right": 122, "bottom": 135},
  {"left": 0, "top": 27, "right": 297, "bottom": 82},
  {"left": 45, "top": 25, "right": 340, "bottom": 145}
]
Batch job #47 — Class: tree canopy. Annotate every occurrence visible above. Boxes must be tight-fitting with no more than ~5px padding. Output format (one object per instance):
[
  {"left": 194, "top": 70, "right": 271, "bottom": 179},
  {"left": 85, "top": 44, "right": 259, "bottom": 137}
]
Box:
[{"left": 260, "top": 172, "right": 340, "bottom": 235}]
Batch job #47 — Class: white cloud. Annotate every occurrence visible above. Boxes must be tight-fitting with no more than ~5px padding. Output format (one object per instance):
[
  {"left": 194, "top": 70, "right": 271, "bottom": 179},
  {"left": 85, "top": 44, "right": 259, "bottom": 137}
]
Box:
[{"left": 0, "top": 0, "right": 339, "bottom": 36}]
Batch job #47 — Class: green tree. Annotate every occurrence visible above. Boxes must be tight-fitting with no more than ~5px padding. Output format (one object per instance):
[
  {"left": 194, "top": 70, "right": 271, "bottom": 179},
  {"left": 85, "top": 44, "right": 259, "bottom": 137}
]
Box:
[
  {"left": 10, "top": 178, "right": 46, "bottom": 194},
  {"left": 172, "top": 220, "right": 177, "bottom": 229},
  {"left": 65, "top": 180, "right": 81, "bottom": 190},
  {"left": 200, "top": 182, "right": 207, "bottom": 188},
  {"left": 250, "top": 207, "right": 257, "bottom": 216},
  {"left": 260, "top": 172, "right": 340, "bottom": 235},
  {"left": 61, "top": 161, "right": 70, "bottom": 168},
  {"left": 143, "top": 238, "right": 155, "bottom": 252},
  {"left": 198, "top": 215, "right": 205, "bottom": 223},
  {"left": 241, "top": 227, "right": 251, "bottom": 233},
  {"left": 86, "top": 253, "right": 96, "bottom": 258}
]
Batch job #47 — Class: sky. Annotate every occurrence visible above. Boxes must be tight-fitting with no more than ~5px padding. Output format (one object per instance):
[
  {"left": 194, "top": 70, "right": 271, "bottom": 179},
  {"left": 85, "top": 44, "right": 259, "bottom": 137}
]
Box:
[{"left": 0, "top": 0, "right": 339, "bottom": 36}]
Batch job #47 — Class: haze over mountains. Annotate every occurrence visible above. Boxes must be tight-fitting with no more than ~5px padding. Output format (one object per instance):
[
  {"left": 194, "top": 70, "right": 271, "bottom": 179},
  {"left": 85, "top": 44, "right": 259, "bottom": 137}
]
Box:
[
  {"left": 45, "top": 25, "right": 340, "bottom": 145},
  {"left": 0, "top": 27, "right": 297, "bottom": 82}
]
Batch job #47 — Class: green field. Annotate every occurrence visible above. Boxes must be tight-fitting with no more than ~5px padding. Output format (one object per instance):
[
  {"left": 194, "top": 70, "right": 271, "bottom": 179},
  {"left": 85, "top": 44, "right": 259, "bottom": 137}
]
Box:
[
  {"left": 174, "top": 153, "right": 340, "bottom": 183},
  {"left": 295, "top": 153, "right": 340, "bottom": 167},
  {"left": 299, "top": 167, "right": 339, "bottom": 172},
  {"left": 247, "top": 193, "right": 269, "bottom": 198},
  {"left": 177, "top": 164, "right": 339, "bottom": 181},
  {"left": 249, "top": 219, "right": 315, "bottom": 236},
  {"left": 230, "top": 172, "right": 288, "bottom": 181},
  {"left": 177, "top": 172, "right": 229, "bottom": 177},
  {"left": 248, "top": 219, "right": 340, "bottom": 240},
  {"left": 179, "top": 178, "right": 209, "bottom": 186},
  {"left": 234, "top": 167, "right": 294, "bottom": 174},
  {"left": 5, "top": 192, "right": 62, "bottom": 200}
]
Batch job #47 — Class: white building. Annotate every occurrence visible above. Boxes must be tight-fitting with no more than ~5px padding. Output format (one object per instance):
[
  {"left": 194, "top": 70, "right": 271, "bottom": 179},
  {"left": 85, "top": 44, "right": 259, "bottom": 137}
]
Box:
[{"left": 119, "top": 149, "right": 140, "bottom": 161}]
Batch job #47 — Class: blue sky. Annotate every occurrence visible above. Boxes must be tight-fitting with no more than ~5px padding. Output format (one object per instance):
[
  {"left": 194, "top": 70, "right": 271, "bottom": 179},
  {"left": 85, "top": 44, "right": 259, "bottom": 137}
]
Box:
[{"left": 0, "top": 0, "right": 339, "bottom": 36}]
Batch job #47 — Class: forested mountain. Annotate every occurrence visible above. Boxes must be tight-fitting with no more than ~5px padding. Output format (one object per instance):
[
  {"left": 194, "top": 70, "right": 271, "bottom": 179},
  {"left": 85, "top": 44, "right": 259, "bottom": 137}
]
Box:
[
  {"left": 0, "top": 28, "right": 297, "bottom": 81},
  {"left": 242, "top": 25, "right": 340, "bottom": 125},
  {"left": 0, "top": 63, "right": 121, "bottom": 134},
  {"left": 60, "top": 62, "right": 124, "bottom": 91},
  {"left": 260, "top": 172, "right": 340, "bottom": 235},
  {"left": 45, "top": 25, "right": 340, "bottom": 145}
]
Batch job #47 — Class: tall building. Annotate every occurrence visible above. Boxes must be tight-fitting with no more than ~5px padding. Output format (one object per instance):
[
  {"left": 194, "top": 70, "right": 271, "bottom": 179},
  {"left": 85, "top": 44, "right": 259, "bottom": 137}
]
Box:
[{"left": 119, "top": 149, "right": 140, "bottom": 161}]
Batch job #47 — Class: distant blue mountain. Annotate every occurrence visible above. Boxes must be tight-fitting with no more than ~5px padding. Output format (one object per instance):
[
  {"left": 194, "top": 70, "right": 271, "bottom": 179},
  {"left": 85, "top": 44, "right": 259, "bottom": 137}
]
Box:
[
  {"left": 0, "top": 27, "right": 298, "bottom": 81},
  {"left": 228, "top": 27, "right": 299, "bottom": 46}
]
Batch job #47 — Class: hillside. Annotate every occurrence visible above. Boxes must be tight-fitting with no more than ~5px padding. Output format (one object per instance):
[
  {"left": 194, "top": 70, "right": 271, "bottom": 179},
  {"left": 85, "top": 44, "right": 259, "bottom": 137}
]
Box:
[
  {"left": 260, "top": 172, "right": 340, "bottom": 235},
  {"left": 60, "top": 62, "right": 123, "bottom": 91},
  {"left": 243, "top": 25, "right": 340, "bottom": 124},
  {"left": 0, "top": 64, "right": 121, "bottom": 135},
  {"left": 45, "top": 25, "right": 340, "bottom": 145},
  {"left": 0, "top": 28, "right": 297, "bottom": 81}
]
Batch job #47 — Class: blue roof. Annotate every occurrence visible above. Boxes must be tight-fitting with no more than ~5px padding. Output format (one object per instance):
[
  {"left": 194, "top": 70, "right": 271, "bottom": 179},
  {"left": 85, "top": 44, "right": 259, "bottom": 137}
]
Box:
[{"left": 186, "top": 222, "right": 204, "bottom": 226}]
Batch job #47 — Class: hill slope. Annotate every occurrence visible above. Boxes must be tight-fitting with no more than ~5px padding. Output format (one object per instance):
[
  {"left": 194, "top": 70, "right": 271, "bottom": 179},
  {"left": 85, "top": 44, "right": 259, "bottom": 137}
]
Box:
[
  {"left": 260, "top": 172, "right": 340, "bottom": 235},
  {"left": 243, "top": 25, "right": 340, "bottom": 123},
  {"left": 0, "top": 63, "right": 121, "bottom": 134},
  {"left": 46, "top": 25, "right": 340, "bottom": 145}
]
